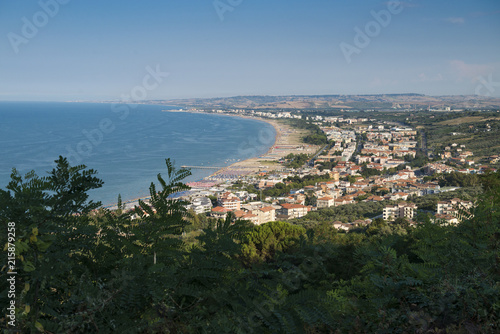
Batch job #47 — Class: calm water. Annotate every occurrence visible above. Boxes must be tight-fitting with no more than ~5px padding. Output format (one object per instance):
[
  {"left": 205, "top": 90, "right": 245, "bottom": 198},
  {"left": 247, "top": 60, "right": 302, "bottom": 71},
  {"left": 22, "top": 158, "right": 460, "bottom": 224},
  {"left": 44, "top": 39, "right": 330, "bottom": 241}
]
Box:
[{"left": 0, "top": 102, "right": 275, "bottom": 205}]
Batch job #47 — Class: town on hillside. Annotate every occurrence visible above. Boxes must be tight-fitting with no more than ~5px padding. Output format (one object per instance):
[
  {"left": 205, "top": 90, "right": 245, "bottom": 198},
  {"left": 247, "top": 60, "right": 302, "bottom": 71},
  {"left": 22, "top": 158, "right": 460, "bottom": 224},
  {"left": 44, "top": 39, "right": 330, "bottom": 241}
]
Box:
[{"left": 126, "top": 109, "right": 497, "bottom": 230}]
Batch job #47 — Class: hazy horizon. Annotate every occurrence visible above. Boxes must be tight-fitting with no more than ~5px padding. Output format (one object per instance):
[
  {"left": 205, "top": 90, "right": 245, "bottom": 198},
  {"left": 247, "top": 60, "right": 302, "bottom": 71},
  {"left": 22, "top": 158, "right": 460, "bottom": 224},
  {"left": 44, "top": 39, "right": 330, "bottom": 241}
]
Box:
[
  {"left": 2, "top": 92, "right": 500, "bottom": 104},
  {"left": 1, "top": 0, "right": 500, "bottom": 101}
]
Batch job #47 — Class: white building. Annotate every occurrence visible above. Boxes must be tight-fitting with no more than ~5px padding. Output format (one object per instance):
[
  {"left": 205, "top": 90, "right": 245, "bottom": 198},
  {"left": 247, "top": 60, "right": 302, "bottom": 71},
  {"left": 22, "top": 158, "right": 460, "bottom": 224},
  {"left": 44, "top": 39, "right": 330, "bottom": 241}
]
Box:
[
  {"left": 383, "top": 202, "right": 417, "bottom": 221},
  {"left": 317, "top": 196, "right": 335, "bottom": 208}
]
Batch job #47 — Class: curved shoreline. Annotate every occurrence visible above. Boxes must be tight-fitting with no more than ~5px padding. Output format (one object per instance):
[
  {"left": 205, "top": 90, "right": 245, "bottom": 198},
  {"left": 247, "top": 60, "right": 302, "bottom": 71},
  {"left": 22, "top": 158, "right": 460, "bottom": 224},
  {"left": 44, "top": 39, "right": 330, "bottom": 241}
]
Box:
[
  {"left": 104, "top": 111, "right": 281, "bottom": 208},
  {"left": 162, "top": 110, "right": 282, "bottom": 180},
  {"left": 106, "top": 109, "right": 317, "bottom": 208},
  {"left": 205, "top": 116, "right": 281, "bottom": 179}
]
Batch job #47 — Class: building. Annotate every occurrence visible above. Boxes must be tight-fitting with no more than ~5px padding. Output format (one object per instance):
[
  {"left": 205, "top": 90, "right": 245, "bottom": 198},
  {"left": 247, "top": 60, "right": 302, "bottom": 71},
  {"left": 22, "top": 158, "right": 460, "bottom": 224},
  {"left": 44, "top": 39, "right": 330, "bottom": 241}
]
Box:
[
  {"left": 218, "top": 192, "right": 241, "bottom": 211},
  {"left": 186, "top": 196, "right": 212, "bottom": 214},
  {"left": 317, "top": 196, "right": 335, "bottom": 208},
  {"left": 353, "top": 219, "right": 372, "bottom": 227},
  {"left": 254, "top": 206, "right": 276, "bottom": 225},
  {"left": 383, "top": 202, "right": 417, "bottom": 221},
  {"left": 389, "top": 192, "right": 410, "bottom": 201},
  {"left": 241, "top": 213, "right": 259, "bottom": 225},
  {"left": 334, "top": 196, "right": 355, "bottom": 207},
  {"left": 332, "top": 221, "right": 351, "bottom": 231},
  {"left": 437, "top": 198, "right": 473, "bottom": 222},
  {"left": 277, "top": 203, "right": 308, "bottom": 219},
  {"left": 434, "top": 213, "right": 459, "bottom": 225},
  {"left": 233, "top": 210, "right": 247, "bottom": 219},
  {"left": 211, "top": 206, "right": 232, "bottom": 219}
]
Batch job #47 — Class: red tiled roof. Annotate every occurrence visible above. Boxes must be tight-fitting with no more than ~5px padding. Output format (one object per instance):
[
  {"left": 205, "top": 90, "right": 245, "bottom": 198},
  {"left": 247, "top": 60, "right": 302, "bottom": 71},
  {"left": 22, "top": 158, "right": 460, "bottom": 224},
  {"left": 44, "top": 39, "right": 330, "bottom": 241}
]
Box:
[
  {"left": 233, "top": 210, "right": 247, "bottom": 218},
  {"left": 212, "top": 206, "right": 231, "bottom": 213},
  {"left": 280, "top": 203, "right": 307, "bottom": 209}
]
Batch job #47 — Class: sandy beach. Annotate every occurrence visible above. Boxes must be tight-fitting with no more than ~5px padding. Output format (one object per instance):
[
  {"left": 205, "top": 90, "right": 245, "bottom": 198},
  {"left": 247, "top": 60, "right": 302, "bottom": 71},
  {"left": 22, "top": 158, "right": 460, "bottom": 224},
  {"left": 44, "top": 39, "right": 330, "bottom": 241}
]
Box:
[
  {"left": 205, "top": 115, "right": 320, "bottom": 180},
  {"left": 159, "top": 109, "right": 321, "bottom": 181},
  {"left": 103, "top": 111, "right": 319, "bottom": 208}
]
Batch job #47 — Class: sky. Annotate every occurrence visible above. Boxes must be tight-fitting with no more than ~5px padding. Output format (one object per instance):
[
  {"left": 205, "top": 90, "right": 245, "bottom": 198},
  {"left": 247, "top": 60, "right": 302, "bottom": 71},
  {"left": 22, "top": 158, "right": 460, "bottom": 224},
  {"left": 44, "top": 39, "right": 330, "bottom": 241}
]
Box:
[{"left": 0, "top": 0, "right": 499, "bottom": 101}]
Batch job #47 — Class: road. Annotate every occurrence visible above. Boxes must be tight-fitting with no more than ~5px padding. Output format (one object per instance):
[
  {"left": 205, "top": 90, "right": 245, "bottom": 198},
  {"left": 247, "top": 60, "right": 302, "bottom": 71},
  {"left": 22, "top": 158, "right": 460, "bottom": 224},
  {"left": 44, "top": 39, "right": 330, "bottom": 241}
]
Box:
[
  {"left": 419, "top": 129, "right": 428, "bottom": 157},
  {"left": 308, "top": 144, "right": 329, "bottom": 166}
]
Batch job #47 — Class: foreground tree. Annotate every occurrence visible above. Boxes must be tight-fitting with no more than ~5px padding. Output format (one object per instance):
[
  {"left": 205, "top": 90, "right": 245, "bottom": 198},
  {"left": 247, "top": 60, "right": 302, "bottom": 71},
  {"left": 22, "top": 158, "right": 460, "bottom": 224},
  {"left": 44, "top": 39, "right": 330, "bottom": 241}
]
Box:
[
  {"left": 0, "top": 157, "right": 103, "bottom": 332},
  {"left": 1, "top": 157, "right": 498, "bottom": 333}
]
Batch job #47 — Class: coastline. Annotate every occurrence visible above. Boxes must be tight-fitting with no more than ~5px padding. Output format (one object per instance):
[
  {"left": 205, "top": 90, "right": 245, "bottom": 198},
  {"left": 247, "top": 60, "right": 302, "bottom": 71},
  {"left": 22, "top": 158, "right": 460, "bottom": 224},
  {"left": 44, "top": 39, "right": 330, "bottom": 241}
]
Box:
[
  {"left": 162, "top": 110, "right": 317, "bottom": 181},
  {"left": 106, "top": 110, "right": 318, "bottom": 209},
  {"left": 104, "top": 111, "right": 282, "bottom": 209},
  {"left": 205, "top": 115, "right": 281, "bottom": 179},
  {"left": 162, "top": 109, "right": 280, "bottom": 173}
]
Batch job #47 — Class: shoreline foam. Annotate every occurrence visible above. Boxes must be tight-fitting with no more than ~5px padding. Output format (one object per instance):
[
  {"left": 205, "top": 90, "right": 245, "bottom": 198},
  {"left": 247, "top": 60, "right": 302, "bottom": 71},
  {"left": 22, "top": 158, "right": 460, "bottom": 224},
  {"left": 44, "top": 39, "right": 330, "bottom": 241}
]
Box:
[{"left": 205, "top": 115, "right": 282, "bottom": 179}]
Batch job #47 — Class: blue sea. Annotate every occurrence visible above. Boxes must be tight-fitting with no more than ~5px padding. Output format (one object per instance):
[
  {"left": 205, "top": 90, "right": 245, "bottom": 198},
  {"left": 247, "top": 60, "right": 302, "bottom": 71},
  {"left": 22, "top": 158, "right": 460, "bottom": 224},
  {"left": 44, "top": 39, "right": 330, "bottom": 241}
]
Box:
[{"left": 0, "top": 102, "right": 276, "bottom": 206}]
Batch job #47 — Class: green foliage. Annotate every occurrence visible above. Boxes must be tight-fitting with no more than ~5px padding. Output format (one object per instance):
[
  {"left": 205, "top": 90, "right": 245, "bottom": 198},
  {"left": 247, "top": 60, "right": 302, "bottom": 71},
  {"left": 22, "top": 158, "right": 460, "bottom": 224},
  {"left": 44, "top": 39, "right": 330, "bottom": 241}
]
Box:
[
  {"left": 286, "top": 119, "right": 328, "bottom": 145},
  {"left": 184, "top": 209, "right": 210, "bottom": 233},
  {"left": 315, "top": 160, "right": 337, "bottom": 172},
  {"left": 1, "top": 157, "right": 499, "bottom": 333},
  {"left": 133, "top": 158, "right": 192, "bottom": 263},
  {"left": 422, "top": 112, "right": 500, "bottom": 158},
  {"left": 117, "top": 193, "right": 123, "bottom": 213},
  {"left": 0, "top": 156, "right": 104, "bottom": 332},
  {"left": 262, "top": 174, "right": 331, "bottom": 197},
  {"left": 412, "top": 186, "right": 481, "bottom": 211},
  {"left": 406, "top": 151, "right": 429, "bottom": 168},
  {"left": 283, "top": 153, "right": 309, "bottom": 169},
  {"left": 241, "top": 221, "right": 306, "bottom": 265},
  {"left": 438, "top": 171, "right": 481, "bottom": 187},
  {"left": 360, "top": 166, "right": 383, "bottom": 178},
  {"left": 294, "top": 200, "right": 387, "bottom": 225}
]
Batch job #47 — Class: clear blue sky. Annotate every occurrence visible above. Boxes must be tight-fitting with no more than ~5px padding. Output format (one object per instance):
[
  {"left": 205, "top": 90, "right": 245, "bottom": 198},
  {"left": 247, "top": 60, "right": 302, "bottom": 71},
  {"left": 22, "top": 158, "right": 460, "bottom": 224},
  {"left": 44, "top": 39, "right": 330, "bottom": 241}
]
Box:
[{"left": 1, "top": 0, "right": 499, "bottom": 101}]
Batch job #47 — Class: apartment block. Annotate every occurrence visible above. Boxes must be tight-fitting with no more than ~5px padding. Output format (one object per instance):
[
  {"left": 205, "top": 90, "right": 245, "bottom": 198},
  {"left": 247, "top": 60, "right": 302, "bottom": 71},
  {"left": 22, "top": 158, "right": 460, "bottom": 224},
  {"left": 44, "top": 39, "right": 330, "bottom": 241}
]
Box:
[{"left": 383, "top": 202, "right": 417, "bottom": 221}]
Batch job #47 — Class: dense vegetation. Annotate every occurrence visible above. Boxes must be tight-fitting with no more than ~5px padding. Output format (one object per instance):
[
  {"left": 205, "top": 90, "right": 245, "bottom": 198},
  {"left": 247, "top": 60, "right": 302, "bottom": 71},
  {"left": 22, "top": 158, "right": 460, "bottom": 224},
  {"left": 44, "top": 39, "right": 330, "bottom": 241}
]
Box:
[
  {"left": 401, "top": 111, "right": 500, "bottom": 159},
  {"left": 283, "top": 153, "right": 310, "bottom": 169},
  {"left": 286, "top": 119, "right": 328, "bottom": 146},
  {"left": 291, "top": 186, "right": 483, "bottom": 227},
  {"left": 1, "top": 157, "right": 499, "bottom": 333},
  {"left": 315, "top": 109, "right": 499, "bottom": 160},
  {"left": 262, "top": 174, "right": 332, "bottom": 198}
]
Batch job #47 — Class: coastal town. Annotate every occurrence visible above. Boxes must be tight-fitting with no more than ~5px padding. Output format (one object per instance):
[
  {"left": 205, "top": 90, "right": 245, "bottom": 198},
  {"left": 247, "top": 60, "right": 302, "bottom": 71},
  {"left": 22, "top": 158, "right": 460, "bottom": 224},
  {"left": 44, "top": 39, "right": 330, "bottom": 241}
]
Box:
[
  {"left": 125, "top": 109, "right": 497, "bottom": 230},
  {"left": 5, "top": 0, "right": 500, "bottom": 330}
]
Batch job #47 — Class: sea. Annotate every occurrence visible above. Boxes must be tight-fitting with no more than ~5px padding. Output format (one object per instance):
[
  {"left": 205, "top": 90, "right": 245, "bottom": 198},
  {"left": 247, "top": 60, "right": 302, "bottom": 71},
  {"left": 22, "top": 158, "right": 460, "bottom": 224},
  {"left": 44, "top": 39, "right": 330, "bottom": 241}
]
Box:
[{"left": 0, "top": 101, "right": 276, "bottom": 206}]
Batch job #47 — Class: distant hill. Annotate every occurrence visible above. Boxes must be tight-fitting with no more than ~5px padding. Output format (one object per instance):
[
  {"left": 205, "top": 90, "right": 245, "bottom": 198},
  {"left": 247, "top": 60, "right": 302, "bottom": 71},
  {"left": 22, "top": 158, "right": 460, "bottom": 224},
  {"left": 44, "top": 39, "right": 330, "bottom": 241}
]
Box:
[{"left": 143, "top": 93, "right": 500, "bottom": 110}]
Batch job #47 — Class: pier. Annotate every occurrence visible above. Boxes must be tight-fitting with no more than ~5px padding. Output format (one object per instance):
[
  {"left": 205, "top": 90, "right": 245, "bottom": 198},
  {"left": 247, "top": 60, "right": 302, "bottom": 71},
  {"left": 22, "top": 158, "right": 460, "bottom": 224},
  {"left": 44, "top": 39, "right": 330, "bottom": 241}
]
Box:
[
  {"left": 181, "top": 165, "right": 225, "bottom": 170},
  {"left": 181, "top": 165, "right": 258, "bottom": 170}
]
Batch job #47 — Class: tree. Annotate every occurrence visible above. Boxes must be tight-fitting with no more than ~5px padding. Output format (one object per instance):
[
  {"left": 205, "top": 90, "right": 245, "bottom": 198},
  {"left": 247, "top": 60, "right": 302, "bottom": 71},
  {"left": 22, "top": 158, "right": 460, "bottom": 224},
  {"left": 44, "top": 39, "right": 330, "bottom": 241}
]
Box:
[
  {"left": 0, "top": 156, "right": 104, "bottom": 332},
  {"left": 47, "top": 156, "right": 104, "bottom": 217},
  {"left": 241, "top": 221, "right": 306, "bottom": 265},
  {"left": 347, "top": 175, "right": 357, "bottom": 184},
  {"left": 305, "top": 194, "right": 317, "bottom": 207},
  {"left": 393, "top": 217, "right": 410, "bottom": 228},
  {"left": 133, "top": 158, "right": 191, "bottom": 264},
  {"left": 117, "top": 193, "right": 123, "bottom": 215},
  {"left": 2, "top": 157, "right": 498, "bottom": 333}
]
